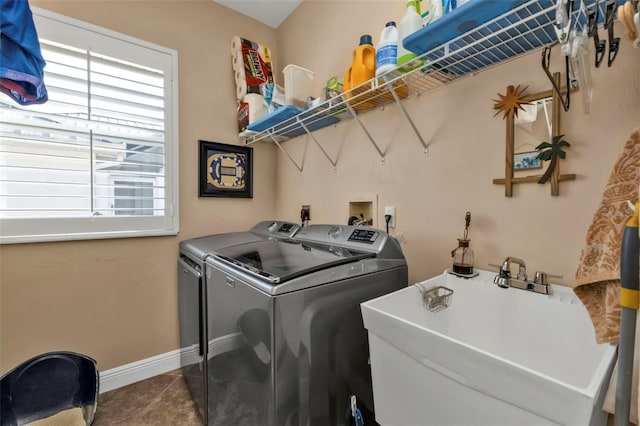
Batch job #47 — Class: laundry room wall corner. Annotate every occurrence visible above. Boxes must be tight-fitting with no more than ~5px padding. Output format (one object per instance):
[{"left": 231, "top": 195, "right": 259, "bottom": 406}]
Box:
[
  {"left": 1, "top": 0, "right": 278, "bottom": 375},
  {"left": 272, "top": 0, "right": 640, "bottom": 286}
]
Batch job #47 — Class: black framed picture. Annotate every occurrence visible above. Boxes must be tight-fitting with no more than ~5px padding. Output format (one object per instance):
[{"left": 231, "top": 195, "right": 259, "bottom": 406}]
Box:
[{"left": 198, "top": 140, "right": 253, "bottom": 198}]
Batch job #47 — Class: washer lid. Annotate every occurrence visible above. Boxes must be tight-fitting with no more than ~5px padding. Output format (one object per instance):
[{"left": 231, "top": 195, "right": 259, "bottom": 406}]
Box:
[{"left": 211, "top": 239, "right": 375, "bottom": 284}]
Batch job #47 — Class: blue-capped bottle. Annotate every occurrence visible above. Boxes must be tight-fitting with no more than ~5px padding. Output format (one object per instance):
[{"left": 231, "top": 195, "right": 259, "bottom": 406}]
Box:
[{"left": 375, "top": 21, "right": 398, "bottom": 78}]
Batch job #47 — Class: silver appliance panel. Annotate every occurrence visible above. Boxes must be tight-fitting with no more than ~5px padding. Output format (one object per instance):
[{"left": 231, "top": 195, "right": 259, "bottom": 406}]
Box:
[
  {"left": 211, "top": 239, "right": 375, "bottom": 284},
  {"left": 206, "top": 253, "right": 407, "bottom": 295},
  {"left": 294, "top": 224, "right": 405, "bottom": 260},
  {"left": 179, "top": 220, "right": 300, "bottom": 261},
  {"left": 273, "top": 267, "right": 408, "bottom": 425}
]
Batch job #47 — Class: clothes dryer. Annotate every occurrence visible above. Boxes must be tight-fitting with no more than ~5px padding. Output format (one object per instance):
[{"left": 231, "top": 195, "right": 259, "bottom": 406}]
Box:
[
  {"left": 177, "top": 220, "right": 300, "bottom": 423},
  {"left": 192, "top": 224, "right": 408, "bottom": 425}
]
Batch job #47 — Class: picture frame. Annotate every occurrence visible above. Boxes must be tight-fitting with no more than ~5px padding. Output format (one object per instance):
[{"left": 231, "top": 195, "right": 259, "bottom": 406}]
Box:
[
  {"left": 513, "top": 150, "right": 542, "bottom": 171},
  {"left": 198, "top": 140, "right": 253, "bottom": 198}
]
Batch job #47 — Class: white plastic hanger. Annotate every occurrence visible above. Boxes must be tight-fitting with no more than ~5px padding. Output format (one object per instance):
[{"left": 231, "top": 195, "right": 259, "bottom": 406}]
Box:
[{"left": 571, "top": 0, "right": 594, "bottom": 113}]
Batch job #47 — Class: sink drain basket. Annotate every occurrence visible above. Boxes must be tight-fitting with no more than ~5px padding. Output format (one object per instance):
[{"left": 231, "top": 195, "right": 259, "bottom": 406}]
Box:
[{"left": 420, "top": 285, "right": 454, "bottom": 312}]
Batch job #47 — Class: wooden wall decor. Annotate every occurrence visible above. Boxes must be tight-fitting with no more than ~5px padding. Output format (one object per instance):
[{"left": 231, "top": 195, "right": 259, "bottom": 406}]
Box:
[{"left": 492, "top": 73, "right": 576, "bottom": 197}]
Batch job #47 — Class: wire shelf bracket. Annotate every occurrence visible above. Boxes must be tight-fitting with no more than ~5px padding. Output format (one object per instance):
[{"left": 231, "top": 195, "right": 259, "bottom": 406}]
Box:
[
  {"left": 385, "top": 80, "right": 429, "bottom": 155},
  {"left": 296, "top": 116, "right": 338, "bottom": 168},
  {"left": 268, "top": 129, "right": 307, "bottom": 172},
  {"left": 345, "top": 102, "right": 387, "bottom": 164}
]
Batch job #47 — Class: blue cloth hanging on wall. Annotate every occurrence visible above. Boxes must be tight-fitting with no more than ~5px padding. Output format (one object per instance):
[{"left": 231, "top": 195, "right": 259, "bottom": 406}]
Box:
[{"left": 0, "top": 0, "right": 48, "bottom": 105}]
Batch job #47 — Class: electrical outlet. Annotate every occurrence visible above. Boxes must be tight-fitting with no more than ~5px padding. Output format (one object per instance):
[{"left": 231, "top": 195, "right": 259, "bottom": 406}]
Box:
[
  {"left": 384, "top": 206, "right": 396, "bottom": 228},
  {"left": 301, "top": 205, "right": 311, "bottom": 221}
]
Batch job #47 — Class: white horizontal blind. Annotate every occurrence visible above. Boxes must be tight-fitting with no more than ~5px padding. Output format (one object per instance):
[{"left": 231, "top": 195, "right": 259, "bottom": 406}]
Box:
[{"left": 0, "top": 8, "right": 179, "bottom": 243}]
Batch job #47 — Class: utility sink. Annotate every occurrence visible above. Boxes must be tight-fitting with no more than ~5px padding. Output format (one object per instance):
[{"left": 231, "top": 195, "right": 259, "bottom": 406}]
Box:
[{"left": 361, "top": 269, "right": 617, "bottom": 426}]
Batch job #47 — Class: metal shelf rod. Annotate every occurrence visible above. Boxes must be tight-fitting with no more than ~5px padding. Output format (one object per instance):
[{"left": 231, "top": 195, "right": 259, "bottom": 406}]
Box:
[
  {"left": 386, "top": 81, "right": 428, "bottom": 154},
  {"left": 296, "top": 116, "right": 338, "bottom": 168},
  {"left": 268, "top": 130, "right": 305, "bottom": 172},
  {"left": 345, "top": 102, "right": 386, "bottom": 162}
]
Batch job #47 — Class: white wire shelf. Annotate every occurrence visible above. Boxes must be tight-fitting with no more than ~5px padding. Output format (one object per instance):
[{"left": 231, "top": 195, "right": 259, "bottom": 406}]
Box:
[{"left": 241, "top": 0, "right": 618, "bottom": 149}]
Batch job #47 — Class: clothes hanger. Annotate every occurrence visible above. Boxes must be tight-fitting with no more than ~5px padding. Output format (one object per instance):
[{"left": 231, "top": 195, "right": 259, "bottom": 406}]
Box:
[
  {"left": 571, "top": 0, "right": 593, "bottom": 113},
  {"left": 555, "top": 0, "right": 573, "bottom": 49},
  {"left": 541, "top": 43, "right": 571, "bottom": 112},
  {"left": 542, "top": 0, "right": 574, "bottom": 112},
  {"left": 587, "top": 0, "right": 607, "bottom": 66},
  {"left": 604, "top": 0, "right": 621, "bottom": 65}
]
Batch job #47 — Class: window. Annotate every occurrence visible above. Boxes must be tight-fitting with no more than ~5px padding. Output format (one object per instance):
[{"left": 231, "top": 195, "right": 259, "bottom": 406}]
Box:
[
  {"left": 0, "top": 7, "right": 179, "bottom": 243},
  {"left": 114, "top": 181, "right": 155, "bottom": 216}
]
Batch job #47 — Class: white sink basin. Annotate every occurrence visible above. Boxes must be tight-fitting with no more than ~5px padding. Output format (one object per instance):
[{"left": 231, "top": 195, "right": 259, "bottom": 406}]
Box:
[{"left": 361, "top": 269, "right": 617, "bottom": 426}]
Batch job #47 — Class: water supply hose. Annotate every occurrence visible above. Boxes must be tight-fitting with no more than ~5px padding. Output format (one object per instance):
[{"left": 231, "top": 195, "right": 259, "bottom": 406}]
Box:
[
  {"left": 348, "top": 395, "right": 364, "bottom": 426},
  {"left": 614, "top": 202, "right": 639, "bottom": 426}
]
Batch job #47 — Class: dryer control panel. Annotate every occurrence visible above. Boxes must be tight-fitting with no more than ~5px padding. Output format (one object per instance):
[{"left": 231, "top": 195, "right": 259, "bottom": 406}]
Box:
[
  {"left": 294, "top": 224, "right": 399, "bottom": 257},
  {"left": 347, "top": 229, "right": 379, "bottom": 244}
]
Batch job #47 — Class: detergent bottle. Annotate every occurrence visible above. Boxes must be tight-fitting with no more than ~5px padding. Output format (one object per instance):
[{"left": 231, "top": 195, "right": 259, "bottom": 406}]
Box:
[
  {"left": 343, "top": 66, "right": 352, "bottom": 96},
  {"left": 344, "top": 35, "right": 375, "bottom": 97},
  {"left": 397, "top": 0, "right": 424, "bottom": 71},
  {"left": 351, "top": 35, "right": 376, "bottom": 88},
  {"left": 375, "top": 21, "right": 398, "bottom": 78}
]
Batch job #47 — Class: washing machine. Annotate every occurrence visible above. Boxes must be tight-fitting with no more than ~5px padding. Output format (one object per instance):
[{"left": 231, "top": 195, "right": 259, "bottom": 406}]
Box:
[
  {"left": 178, "top": 220, "right": 300, "bottom": 263},
  {"left": 177, "top": 220, "right": 300, "bottom": 423},
  {"left": 180, "top": 223, "right": 407, "bottom": 426}
]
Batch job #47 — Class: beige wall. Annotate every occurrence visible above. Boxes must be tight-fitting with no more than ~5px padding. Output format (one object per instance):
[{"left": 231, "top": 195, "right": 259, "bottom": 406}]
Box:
[
  {"left": 1, "top": 0, "right": 638, "bottom": 376},
  {"left": 0, "top": 0, "right": 278, "bottom": 373},
  {"left": 275, "top": 1, "right": 640, "bottom": 286}
]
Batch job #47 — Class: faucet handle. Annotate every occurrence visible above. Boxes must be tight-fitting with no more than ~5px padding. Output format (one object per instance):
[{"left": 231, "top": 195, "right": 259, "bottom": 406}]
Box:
[
  {"left": 533, "top": 271, "right": 563, "bottom": 284},
  {"left": 500, "top": 259, "right": 510, "bottom": 273},
  {"left": 488, "top": 262, "right": 511, "bottom": 274},
  {"left": 516, "top": 264, "right": 527, "bottom": 281},
  {"left": 533, "top": 271, "right": 547, "bottom": 284}
]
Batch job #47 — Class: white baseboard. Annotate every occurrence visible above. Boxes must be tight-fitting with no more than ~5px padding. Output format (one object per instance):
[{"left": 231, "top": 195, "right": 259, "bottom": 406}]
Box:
[
  {"left": 99, "top": 335, "right": 243, "bottom": 394},
  {"left": 99, "top": 347, "right": 191, "bottom": 394}
]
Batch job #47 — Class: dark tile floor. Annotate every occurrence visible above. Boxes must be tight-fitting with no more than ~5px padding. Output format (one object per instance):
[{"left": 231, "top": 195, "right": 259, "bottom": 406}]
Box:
[
  {"left": 94, "top": 369, "right": 203, "bottom": 425},
  {"left": 93, "top": 371, "right": 620, "bottom": 426}
]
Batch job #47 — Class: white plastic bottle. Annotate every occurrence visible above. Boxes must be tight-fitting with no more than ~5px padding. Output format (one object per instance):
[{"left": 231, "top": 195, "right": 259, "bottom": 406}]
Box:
[
  {"left": 375, "top": 21, "right": 398, "bottom": 78},
  {"left": 430, "top": 0, "right": 443, "bottom": 23},
  {"left": 398, "top": 0, "right": 424, "bottom": 71}
]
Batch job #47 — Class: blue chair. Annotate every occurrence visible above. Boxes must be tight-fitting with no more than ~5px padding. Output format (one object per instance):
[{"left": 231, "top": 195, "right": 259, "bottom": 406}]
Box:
[{"left": 0, "top": 351, "right": 98, "bottom": 425}]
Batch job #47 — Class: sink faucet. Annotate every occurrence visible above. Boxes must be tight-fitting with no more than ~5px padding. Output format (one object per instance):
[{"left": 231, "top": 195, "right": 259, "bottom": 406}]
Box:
[
  {"left": 495, "top": 257, "right": 526, "bottom": 288},
  {"left": 493, "top": 257, "right": 553, "bottom": 295}
]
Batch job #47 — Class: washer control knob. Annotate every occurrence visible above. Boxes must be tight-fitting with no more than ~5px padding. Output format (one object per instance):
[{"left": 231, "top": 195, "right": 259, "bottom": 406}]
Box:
[{"left": 328, "top": 226, "right": 342, "bottom": 239}]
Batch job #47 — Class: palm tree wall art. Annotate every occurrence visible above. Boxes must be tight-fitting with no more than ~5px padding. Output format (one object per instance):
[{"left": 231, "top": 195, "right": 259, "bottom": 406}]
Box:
[{"left": 492, "top": 73, "right": 575, "bottom": 197}]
